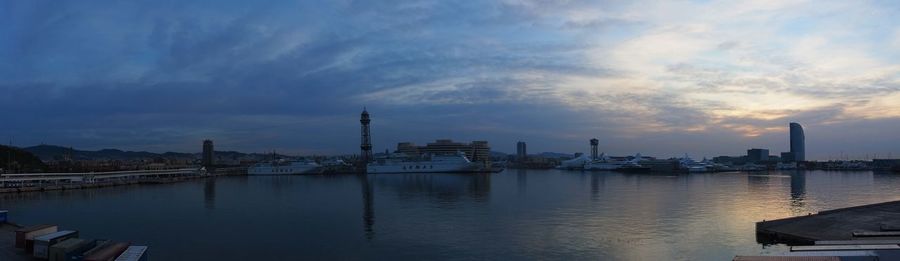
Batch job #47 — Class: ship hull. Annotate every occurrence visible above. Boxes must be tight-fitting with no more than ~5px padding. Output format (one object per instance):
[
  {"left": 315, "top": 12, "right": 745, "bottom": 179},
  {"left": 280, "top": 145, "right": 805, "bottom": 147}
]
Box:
[
  {"left": 366, "top": 164, "right": 482, "bottom": 174},
  {"left": 248, "top": 164, "right": 320, "bottom": 175},
  {"left": 585, "top": 163, "right": 627, "bottom": 171}
]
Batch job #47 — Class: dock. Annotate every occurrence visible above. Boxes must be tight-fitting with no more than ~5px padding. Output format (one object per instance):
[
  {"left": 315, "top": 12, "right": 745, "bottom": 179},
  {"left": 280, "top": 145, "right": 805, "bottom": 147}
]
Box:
[
  {"left": 1, "top": 223, "right": 29, "bottom": 261},
  {"left": 2, "top": 214, "right": 149, "bottom": 260},
  {"left": 0, "top": 167, "right": 246, "bottom": 194},
  {"left": 757, "top": 200, "right": 900, "bottom": 245}
]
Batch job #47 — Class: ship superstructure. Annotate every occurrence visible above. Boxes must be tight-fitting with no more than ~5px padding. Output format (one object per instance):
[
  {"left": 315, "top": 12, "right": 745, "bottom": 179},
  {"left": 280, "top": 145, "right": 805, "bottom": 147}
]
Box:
[{"left": 367, "top": 151, "right": 482, "bottom": 174}]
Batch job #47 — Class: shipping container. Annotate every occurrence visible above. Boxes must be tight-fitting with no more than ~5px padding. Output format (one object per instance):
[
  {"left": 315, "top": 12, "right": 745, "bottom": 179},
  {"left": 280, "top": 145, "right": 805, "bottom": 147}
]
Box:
[
  {"left": 33, "top": 230, "right": 79, "bottom": 259},
  {"left": 83, "top": 242, "right": 129, "bottom": 261},
  {"left": 49, "top": 238, "right": 89, "bottom": 261},
  {"left": 114, "top": 246, "right": 149, "bottom": 261},
  {"left": 58, "top": 239, "right": 101, "bottom": 261},
  {"left": 15, "top": 224, "right": 57, "bottom": 250},
  {"left": 71, "top": 240, "right": 110, "bottom": 261}
]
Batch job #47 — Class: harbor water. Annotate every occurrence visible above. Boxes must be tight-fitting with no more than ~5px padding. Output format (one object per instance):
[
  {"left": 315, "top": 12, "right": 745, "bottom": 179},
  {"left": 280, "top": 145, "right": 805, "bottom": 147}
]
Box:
[{"left": 3, "top": 169, "right": 900, "bottom": 260}]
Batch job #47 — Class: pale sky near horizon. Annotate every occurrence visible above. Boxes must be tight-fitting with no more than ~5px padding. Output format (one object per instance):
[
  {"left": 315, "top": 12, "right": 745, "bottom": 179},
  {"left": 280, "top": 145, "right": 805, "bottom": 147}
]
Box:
[{"left": 3, "top": 0, "right": 900, "bottom": 160}]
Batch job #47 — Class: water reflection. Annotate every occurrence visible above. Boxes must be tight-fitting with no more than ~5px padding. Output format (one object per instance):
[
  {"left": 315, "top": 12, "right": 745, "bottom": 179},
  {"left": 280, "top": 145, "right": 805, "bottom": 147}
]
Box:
[
  {"left": 369, "top": 173, "right": 491, "bottom": 205},
  {"left": 9, "top": 170, "right": 900, "bottom": 260},
  {"left": 359, "top": 175, "right": 375, "bottom": 239},
  {"left": 517, "top": 169, "right": 527, "bottom": 194},
  {"left": 590, "top": 172, "right": 605, "bottom": 201},
  {"left": 789, "top": 171, "right": 805, "bottom": 210},
  {"left": 355, "top": 173, "right": 492, "bottom": 239},
  {"left": 747, "top": 173, "right": 772, "bottom": 194},
  {"left": 204, "top": 178, "right": 216, "bottom": 210}
]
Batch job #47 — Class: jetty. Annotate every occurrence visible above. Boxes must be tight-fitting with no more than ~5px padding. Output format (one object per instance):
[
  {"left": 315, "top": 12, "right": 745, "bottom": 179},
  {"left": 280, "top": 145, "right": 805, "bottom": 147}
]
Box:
[
  {"left": 0, "top": 167, "right": 246, "bottom": 194},
  {"left": 1, "top": 211, "right": 149, "bottom": 260},
  {"left": 757, "top": 200, "right": 900, "bottom": 245}
]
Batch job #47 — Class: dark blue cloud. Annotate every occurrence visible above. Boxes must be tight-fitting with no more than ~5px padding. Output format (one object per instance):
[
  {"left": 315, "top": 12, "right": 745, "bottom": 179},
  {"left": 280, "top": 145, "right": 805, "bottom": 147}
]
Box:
[{"left": 3, "top": 0, "right": 900, "bottom": 160}]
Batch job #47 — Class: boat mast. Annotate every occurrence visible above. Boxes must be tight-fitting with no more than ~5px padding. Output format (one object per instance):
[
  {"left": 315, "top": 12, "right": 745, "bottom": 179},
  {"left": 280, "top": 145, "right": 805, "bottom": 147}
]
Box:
[{"left": 6, "top": 137, "right": 12, "bottom": 175}]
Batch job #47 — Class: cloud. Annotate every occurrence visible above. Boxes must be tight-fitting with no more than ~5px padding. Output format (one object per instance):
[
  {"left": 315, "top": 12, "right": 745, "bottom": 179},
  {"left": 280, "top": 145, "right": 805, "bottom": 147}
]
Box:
[{"left": 2, "top": 0, "right": 900, "bottom": 159}]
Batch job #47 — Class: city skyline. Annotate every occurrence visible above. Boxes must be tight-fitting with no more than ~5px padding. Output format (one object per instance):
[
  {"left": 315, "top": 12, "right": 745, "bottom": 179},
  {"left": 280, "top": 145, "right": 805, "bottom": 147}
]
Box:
[
  {"left": 4, "top": 120, "right": 889, "bottom": 162},
  {"left": 6, "top": 2, "right": 900, "bottom": 261},
  {"left": 4, "top": 1, "right": 900, "bottom": 159}
]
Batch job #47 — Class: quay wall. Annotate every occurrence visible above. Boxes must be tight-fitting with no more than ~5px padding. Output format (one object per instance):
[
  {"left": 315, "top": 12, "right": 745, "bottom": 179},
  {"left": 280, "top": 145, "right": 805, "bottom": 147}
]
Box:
[{"left": 0, "top": 167, "right": 247, "bottom": 194}]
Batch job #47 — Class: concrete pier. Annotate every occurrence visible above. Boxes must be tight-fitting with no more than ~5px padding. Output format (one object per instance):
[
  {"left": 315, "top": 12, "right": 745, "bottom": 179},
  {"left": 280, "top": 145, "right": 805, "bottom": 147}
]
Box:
[
  {"left": 0, "top": 167, "right": 247, "bottom": 194},
  {"left": 757, "top": 200, "right": 900, "bottom": 245}
]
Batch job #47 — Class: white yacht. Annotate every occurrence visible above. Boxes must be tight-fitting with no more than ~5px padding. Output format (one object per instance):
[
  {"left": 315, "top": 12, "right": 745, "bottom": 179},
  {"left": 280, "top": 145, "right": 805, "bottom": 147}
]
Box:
[
  {"left": 557, "top": 154, "right": 591, "bottom": 170},
  {"left": 248, "top": 160, "right": 321, "bottom": 175},
  {"left": 679, "top": 154, "right": 734, "bottom": 172},
  {"left": 680, "top": 154, "right": 716, "bottom": 172},
  {"left": 585, "top": 153, "right": 644, "bottom": 171},
  {"left": 367, "top": 152, "right": 481, "bottom": 174}
]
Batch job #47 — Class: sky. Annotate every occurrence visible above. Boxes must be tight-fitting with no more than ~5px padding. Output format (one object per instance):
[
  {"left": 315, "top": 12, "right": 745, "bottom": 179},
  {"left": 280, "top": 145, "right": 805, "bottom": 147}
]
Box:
[{"left": 3, "top": 0, "right": 900, "bottom": 160}]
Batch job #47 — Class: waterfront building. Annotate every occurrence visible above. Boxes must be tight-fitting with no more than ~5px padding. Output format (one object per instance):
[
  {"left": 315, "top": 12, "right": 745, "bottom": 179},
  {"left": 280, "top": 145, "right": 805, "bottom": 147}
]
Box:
[
  {"left": 640, "top": 159, "right": 683, "bottom": 172},
  {"left": 713, "top": 155, "right": 747, "bottom": 165},
  {"left": 590, "top": 138, "right": 599, "bottom": 160},
  {"left": 360, "top": 108, "right": 373, "bottom": 163},
  {"left": 790, "top": 122, "right": 806, "bottom": 162},
  {"left": 747, "top": 148, "right": 769, "bottom": 163},
  {"left": 780, "top": 152, "right": 795, "bottom": 162},
  {"left": 202, "top": 139, "right": 214, "bottom": 169},
  {"left": 873, "top": 159, "right": 900, "bottom": 170},
  {"left": 396, "top": 139, "right": 491, "bottom": 166},
  {"left": 516, "top": 141, "right": 527, "bottom": 162}
]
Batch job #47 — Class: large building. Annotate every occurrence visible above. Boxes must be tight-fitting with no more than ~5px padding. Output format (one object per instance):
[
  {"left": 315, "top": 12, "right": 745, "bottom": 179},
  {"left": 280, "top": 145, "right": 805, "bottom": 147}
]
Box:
[
  {"left": 747, "top": 148, "right": 769, "bottom": 163},
  {"left": 516, "top": 141, "right": 527, "bottom": 162},
  {"left": 873, "top": 159, "right": 900, "bottom": 170},
  {"left": 790, "top": 122, "right": 805, "bottom": 162},
  {"left": 780, "top": 152, "right": 795, "bottom": 163},
  {"left": 397, "top": 139, "right": 491, "bottom": 166},
  {"left": 202, "top": 139, "right": 215, "bottom": 169},
  {"left": 590, "top": 138, "right": 599, "bottom": 160}
]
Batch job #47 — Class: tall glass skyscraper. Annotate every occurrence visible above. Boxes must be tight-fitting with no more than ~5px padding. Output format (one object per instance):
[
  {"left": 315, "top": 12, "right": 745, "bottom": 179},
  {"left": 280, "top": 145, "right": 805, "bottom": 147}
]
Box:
[{"left": 790, "top": 122, "right": 805, "bottom": 162}]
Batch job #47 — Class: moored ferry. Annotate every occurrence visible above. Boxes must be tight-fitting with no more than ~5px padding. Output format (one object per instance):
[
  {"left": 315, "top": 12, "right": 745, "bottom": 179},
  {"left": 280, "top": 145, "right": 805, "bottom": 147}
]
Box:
[{"left": 367, "top": 152, "right": 482, "bottom": 174}]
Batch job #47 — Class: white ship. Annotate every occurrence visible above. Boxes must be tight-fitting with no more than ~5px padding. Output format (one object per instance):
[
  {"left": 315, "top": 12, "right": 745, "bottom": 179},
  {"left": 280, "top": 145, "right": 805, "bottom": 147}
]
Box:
[
  {"left": 679, "top": 154, "right": 733, "bottom": 172},
  {"left": 367, "top": 152, "right": 482, "bottom": 174},
  {"left": 585, "top": 153, "right": 643, "bottom": 171},
  {"left": 248, "top": 160, "right": 321, "bottom": 175},
  {"left": 557, "top": 154, "right": 591, "bottom": 170}
]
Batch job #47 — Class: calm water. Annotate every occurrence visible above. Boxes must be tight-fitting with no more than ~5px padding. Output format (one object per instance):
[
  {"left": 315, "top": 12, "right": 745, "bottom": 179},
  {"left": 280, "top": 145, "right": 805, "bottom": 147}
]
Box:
[{"left": 4, "top": 169, "right": 900, "bottom": 260}]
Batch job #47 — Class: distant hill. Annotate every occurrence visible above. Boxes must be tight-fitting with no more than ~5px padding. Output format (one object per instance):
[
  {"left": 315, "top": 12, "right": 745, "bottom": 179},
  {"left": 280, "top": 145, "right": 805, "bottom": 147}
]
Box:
[
  {"left": 537, "top": 152, "right": 575, "bottom": 159},
  {"left": 20, "top": 144, "right": 284, "bottom": 163},
  {"left": 490, "top": 151, "right": 574, "bottom": 159},
  {"left": 0, "top": 145, "right": 47, "bottom": 172},
  {"left": 24, "top": 144, "right": 199, "bottom": 161}
]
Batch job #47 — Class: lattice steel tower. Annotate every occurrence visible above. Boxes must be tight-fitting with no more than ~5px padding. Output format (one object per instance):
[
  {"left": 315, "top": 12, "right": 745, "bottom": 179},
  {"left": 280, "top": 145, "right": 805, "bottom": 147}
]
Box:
[{"left": 360, "top": 108, "right": 373, "bottom": 164}]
